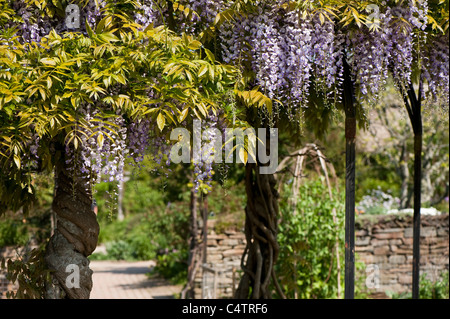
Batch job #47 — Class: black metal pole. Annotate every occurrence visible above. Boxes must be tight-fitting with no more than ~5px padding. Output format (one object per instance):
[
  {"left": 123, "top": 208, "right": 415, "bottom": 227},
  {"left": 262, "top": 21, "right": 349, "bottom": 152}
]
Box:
[
  {"left": 403, "top": 82, "right": 422, "bottom": 299},
  {"left": 412, "top": 132, "right": 422, "bottom": 299},
  {"left": 343, "top": 56, "right": 356, "bottom": 299},
  {"left": 412, "top": 82, "right": 423, "bottom": 299}
]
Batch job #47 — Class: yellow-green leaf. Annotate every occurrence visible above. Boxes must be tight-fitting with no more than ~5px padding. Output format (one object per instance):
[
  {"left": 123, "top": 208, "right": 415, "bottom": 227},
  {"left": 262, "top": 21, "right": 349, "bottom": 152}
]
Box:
[
  {"left": 40, "top": 58, "right": 57, "bottom": 66},
  {"left": 188, "top": 40, "right": 202, "bottom": 50},
  {"left": 198, "top": 65, "right": 208, "bottom": 77},
  {"left": 97, "top": 132, "right": 104, "bottom": 148},
  {"left": 47, "top": 76, "right": 52, "bottom": 89},
  {"left": 13, "top": 154, "right": 21, "bottom": 169},
  {"left": 157, "top": 112, "right": 165, "bottom": 131},
  {"left": 179, "top": 107, "right": 189, "bottom": 123},
  {"left": 238, "top": 148, "right": 248, "bottom": 164},
  {"left": 204, "top": 48, "right": 215, "bottom": 63}
]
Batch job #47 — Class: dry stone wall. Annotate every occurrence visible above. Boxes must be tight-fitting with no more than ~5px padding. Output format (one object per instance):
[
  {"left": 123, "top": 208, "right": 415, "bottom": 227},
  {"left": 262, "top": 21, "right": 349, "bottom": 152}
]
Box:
[
  {"left": 196, "top": 214, "right": 448, "bottom": 299},
  {"left": 355, "top": 213, "right": 449, "bottom": 295},
  {"left": 194, "top": 220, "right": 245, "bottom": 299}
]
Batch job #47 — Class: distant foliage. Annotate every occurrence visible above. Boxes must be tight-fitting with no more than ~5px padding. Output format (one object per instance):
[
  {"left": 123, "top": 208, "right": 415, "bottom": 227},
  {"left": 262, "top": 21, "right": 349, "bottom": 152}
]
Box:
[
  {"left": 357, "top": 187, "right": 401, "bottom": 215},
  {"left": 275, "top": 180, "right": 345, "bottom": 299}
]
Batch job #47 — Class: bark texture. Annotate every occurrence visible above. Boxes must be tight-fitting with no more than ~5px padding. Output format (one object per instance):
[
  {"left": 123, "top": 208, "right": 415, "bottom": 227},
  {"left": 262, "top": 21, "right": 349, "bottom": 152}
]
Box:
[
  {"left": 181, "top": 187, "right": 202, "bottom": 299},
  {"left": 44, "top": 152, "right": 99, "bottom": 299},
  {"left": 235, "top": 163, "right": 284, "bottom": 299}
]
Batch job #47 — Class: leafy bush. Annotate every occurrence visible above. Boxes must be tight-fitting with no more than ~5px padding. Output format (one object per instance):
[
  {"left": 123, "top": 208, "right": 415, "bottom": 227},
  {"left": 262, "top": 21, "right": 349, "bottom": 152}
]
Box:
[
  {"left": 420, "top": 271, "right": 449, "bottom": 299},
  {"left": 275, "top": 179, "right": 345, "bottom": 299},
  {"left": 150, "top": 249, "right": 189, "bottom": 285},
  {"left": 0, "top": 219, "right": 30, "bottom": 247},
  {"left": 387, "top": 271, "right": 449, "bottom": 299},
  {"left": 92, "top": 196, "right": 189, "bottom": 262},
  {"left": 104, "top": 240, "right": 136, "bottom": 260}
]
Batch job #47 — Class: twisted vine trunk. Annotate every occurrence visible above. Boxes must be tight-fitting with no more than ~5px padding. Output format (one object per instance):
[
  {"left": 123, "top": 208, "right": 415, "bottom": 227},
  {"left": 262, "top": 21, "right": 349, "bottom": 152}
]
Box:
[
  {"left": 235, "top": 162, "right": 284, "bottom": 299},
  {"left": 44, "top": 149, "right": 99, "bottom": 299},
  {"left": 181, "top": 186, "right": 202, "bottom": 299}
]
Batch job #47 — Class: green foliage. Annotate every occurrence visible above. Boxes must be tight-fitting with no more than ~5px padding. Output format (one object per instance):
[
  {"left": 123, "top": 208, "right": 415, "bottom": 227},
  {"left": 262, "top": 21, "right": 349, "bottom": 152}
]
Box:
[
  {"left": 275, "top": 179, "right": 345, "bottom": 299},
  {"left": 0, "top": 172, "right": 53, "bottom": 247},
  {"left": 387, "top": 271, "right": 449, "bottom": 299},
  {"left": 355, "top": 153, "right": 402, "bottom": 202},
  {"left": 0, "top": 211, "right": 51, "bottom": 248},
  {"left": 354, "top": 259, "right": 371, "bottom": 299},
  {"left": 103, "top": 240, "right": 136, "bottom": 261},
  {"left": 420, "top": 271, "right": 449, "bottom": 299},
  {"left": 418, "top": 271, "right": 449, "bottom": 299},
  {"left": 0, "top": 244, "right": 51, "bottom": 299},
  {"left": 0, "top": 1, "right": 245, "bottom": 217},
  {"left": 150, "top": 249, "right": 189, "bottom": 285},
  {"left": 0, "top": 219, "right": 29, "bottom": 247},
  {"left": 90, "top": 191, "right": 190, "bottom": 262}
]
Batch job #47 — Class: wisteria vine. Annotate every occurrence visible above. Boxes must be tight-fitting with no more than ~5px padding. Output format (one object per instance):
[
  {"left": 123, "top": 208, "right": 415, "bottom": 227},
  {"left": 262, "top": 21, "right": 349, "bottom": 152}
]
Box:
[{"left": 4, "top": 0, "right": 448, "bottom": 199}]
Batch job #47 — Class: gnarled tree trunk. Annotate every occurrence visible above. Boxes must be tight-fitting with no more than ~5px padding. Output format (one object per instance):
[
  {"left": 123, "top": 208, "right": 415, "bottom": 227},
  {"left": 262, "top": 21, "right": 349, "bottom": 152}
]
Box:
[
  {"left": 235, "top": 162, "right": 284, "bottom": 299},
  {"left": 44, "top": 149, "right": 99, "bottom": 299},
  {"left": 181, "top": 185, "right": 202, "bottom": 299}
]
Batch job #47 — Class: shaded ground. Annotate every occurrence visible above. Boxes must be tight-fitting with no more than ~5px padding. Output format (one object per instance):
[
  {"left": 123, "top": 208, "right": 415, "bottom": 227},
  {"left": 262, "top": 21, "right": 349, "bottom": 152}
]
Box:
[{"left": 89, "top": 260, "right": 183, "bottom": 299}]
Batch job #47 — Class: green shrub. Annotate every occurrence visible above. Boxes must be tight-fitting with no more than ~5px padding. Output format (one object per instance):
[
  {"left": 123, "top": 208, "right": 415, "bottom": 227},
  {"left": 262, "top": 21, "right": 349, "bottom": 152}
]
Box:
[
  {"left": 0, "top": 219, "right": 29, "bottom": 247},
  {"left": 387, "top": 271, "right": 449, "bottom": 299},
  {"left": 274, "top": 179, "right": 345, "bottom": 299},
  {"left": 104, "top": 240, "right": 136, "bottom": 260},
  {"left": 1, "top": 244, "right": 51, "bottom": 299},
  {"left": 93, "top": 198, "right": 189, "bottom": 263},
  {"left": 420, "top": 271, "right": 449, "bottom": 299},
  {"left": 151, "top": 249, "right": 188, "bottom": 285}
]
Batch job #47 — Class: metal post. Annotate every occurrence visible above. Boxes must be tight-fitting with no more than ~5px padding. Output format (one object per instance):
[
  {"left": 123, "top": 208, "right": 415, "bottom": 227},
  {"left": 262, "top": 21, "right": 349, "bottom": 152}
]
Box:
[
  {"left": 343, "top": 56, "right": 356, "bottom": 299},
  {"left": 411, "top": 82, "right": 423, "bottom": 300},
  {"left": 404, "top": 82, "right": 423, "bottom": 299},
  {"left": 412, "top": 134, "right": 422, "bottom": 299}
]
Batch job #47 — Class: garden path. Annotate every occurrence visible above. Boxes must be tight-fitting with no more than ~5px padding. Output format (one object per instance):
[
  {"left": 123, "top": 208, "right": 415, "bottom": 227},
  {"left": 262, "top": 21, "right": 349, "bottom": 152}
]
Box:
[{"left": 89, "top": 260, "right": 183, "bottom": 299}]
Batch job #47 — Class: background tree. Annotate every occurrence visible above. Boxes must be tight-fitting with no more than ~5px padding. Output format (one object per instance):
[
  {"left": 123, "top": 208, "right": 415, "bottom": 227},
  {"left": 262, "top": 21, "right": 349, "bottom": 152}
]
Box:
[{"left": 360, "top": 87, "right": 449, "bottom": 210}]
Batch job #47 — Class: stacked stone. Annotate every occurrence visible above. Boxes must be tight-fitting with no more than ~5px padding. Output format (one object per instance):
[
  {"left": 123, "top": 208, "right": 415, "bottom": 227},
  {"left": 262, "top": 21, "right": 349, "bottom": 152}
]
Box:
[
  {"left": 355, "top": 214, "right": 449, "bottom": 294},
  {"left": 194, "top": 220, "right": 246, "bottom": 299}
]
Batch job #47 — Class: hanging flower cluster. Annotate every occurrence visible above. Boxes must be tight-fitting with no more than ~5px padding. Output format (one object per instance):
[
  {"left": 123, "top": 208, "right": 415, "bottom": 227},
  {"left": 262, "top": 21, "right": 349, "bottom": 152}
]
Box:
[
  {"left": 422, "top": 33, "right": 449, "bottom": 106},
  {"left": 64, "top": 105, "right": 128, "bottom": 187},
  {"left": 218, "top": 0, "right": 447, "bottom": 111},
  {"left": 134, "top": 0, "right": 160, "bottom": 29},
  {"left": 193, "top": 112, "right": 220, "bottom": 192},
  {"left": 219, "top": 3, "right": 345, "bottom": 116},
  {"left": 127, "top": 118, "right": 152, "bottom": 165}
]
